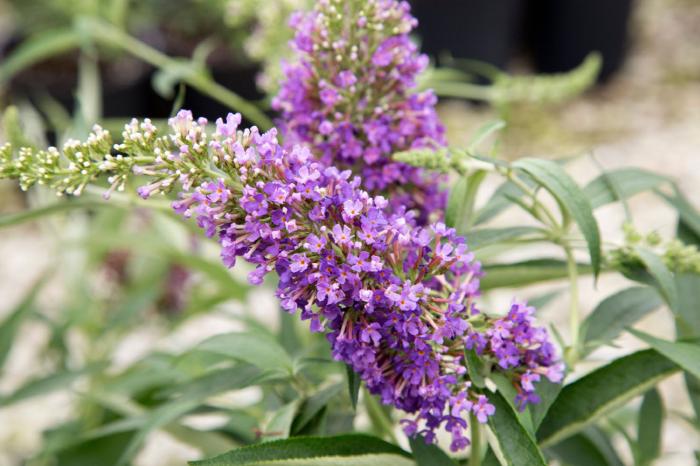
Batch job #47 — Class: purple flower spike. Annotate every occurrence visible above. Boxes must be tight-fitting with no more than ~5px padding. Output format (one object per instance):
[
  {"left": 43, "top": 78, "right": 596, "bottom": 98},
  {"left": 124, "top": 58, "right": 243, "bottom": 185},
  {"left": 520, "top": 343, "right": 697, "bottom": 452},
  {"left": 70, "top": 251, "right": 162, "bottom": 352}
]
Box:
[{"left": 273, "top": 0, "right": 448, "bottom": 224}]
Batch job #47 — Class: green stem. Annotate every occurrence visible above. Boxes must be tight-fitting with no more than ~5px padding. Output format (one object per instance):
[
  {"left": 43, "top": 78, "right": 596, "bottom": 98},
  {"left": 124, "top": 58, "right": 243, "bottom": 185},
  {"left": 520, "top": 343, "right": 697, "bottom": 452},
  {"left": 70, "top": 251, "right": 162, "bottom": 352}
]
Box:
[
  {"left": 564, "top": 245, "right": 581, "bottom": 365},
  {"left": 469, "top": 413, "right": 482, "bottom": 466},
  {"left": 77, "top": 17, "right": 273, "bottom": 130}
]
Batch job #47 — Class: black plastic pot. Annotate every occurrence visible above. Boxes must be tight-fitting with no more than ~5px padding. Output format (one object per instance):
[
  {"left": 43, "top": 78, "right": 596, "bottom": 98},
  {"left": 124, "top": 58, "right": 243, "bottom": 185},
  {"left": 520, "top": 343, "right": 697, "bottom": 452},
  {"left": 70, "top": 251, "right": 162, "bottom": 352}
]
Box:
[
  {"left": 526, "top": 0, "right": 634, "bottom": 82},
  {"left": 412, "top": 0, "right": 525, "bottom": 71}
]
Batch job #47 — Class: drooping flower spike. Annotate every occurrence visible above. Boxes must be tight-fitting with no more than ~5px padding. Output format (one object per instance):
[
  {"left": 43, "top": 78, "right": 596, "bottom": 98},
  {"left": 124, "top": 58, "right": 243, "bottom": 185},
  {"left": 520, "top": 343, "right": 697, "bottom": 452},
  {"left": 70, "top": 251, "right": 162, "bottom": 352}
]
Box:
[
  {"left": 0, "top": 112, "right": 563, "bottom": 450},
  {"left": 273, "top": 0, "right": 447, "bottom": 224},
  {"left": 144, "top": 111, "right": 562, "bottom": 449}
]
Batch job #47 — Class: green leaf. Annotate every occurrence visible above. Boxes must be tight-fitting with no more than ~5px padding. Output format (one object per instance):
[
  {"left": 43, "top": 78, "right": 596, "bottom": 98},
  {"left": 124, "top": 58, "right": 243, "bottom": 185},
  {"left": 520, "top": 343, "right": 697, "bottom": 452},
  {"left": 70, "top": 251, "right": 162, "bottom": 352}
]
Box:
[
  {"left": 481, "top": 259, "right": 593, "bottom": 290},
  {"left": 548, "top": 426, "right": 624, "bottom": 466},
  {"left": 0, "top": 272, "right": 49, "bottom": 371},
  {"left": 637, "top": 388, "right": 663, "bottom": 465},
  {"left": 264, "top": 400, "right": 302, "bottom": 441},
  {"left": 464, "top": 348, "right": 486, "bottom": 388},
  {"left": 0, "top": 28, "right": 81, "bottom": 85},
  {"left": 467, "top": 120, "right": 507, "bottom": 152},
  {"left": 582, "top": 286, "right": 663, "bottom": 355},
  {"left": 628, "top": 329, "right": 700, "bottom": 379},
  {"left": 660, "top": 187, "right": 700, "bottom": 240},
  {"left": 487, "top": 390, "right": 546, "bottom": 466},
  {"left": 118, "top": 365, "right": 281, "bottom": 466},
  {"left": 345, "top": 364, "right": 361, "bottom": 411},
  {"left": 529, "top": 379, "right": 562, "bottom": 430},
  {"left": 466, "top": 226, "right": 543, "bottom": 250},
  {"left": 474, "top": 179, "right": 527, "bottom": 225},
  {"left": 292, "top": 383, "right": 343, "bottom": 435},
  {"left": 537, "top": 349, "right": 678, "bottom": 447},
  {"left": 675, "top": 273, "right": 700, "bottom": 420},
  {"left": 490, "top": 373, "right": 535, "bottom": 435},
  {"left": 633, "top": 247, "right": 679, "bottom": 312},
  {"left": 0, "top": 363, "right": 106, "bottom": 406},
  {"left": 446, "top": 170, "right": 487, "bottom": 233},
  {"left": 482, "top": 449, "right": 501, "bottom": 466},
  {"left": 409, "top": 435, "right": 456, "bottom": 466},
  {"left": 192, "top": 331, "right": 293, "bottom": 375},
  {"left": 513, "top": 158, "right": 602, "bottom": 278},
  {"left": 188, "top": 434, "right": 413, "bottom": 466},
  {"left": 584, "top": 168, "right": 670, "bottom": 209},
  {"left": 676, "top": 273, "right": 700, "bottom": 337}
]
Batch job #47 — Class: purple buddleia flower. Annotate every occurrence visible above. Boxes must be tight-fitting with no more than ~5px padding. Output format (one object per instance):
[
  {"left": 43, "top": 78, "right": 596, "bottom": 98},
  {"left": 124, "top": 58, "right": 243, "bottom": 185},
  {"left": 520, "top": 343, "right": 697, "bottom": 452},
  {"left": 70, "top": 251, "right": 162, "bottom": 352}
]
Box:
[
  {"left": 135, "top": 111, "right": 563, "bottom": 451},
  {"left": 273, "top": 0, "right": 447, "bottom": 224}
]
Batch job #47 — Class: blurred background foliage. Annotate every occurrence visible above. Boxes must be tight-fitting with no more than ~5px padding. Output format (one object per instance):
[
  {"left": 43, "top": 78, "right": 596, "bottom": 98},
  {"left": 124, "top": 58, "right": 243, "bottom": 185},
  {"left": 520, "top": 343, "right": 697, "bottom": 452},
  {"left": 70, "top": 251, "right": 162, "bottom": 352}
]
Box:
[{"left": 0, "top": 0, "right": 699, "bottom": 465}]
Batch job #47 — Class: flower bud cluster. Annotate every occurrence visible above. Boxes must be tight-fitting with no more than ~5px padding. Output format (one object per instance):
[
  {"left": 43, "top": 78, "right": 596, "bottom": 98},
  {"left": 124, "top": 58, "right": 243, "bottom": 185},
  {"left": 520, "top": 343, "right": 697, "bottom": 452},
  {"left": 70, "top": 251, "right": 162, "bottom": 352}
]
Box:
[
  {"left": 272, "top": 0, "right": 447, "bottom": 223},
  {"left": 609, "top": 222, "right": 700, "bottom": 274},
  {"left": 0, "top": 126, "right": 133, "bottom": 198}
]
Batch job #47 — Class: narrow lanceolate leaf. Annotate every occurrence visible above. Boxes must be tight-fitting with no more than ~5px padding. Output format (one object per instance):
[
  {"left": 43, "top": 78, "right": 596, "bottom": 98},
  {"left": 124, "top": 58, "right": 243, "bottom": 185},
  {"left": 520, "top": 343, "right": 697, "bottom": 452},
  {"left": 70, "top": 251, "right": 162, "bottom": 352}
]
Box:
[
  {"left": 345, "top": 364, "right": 361, "bottom": 411},
  {"left": 581, "top": 286, "right": 664, "bottom": 355},
  {"left": 473, "top": 179, "right": 528, "bottom": 225},
  {"left": 637, "top": 388, "right": 664, "bottom": 465},
  {"left": 675, "top": 273, "right": 700, "bottom": 420},
  {"left": 537, "top": 349, "right": 679, "bottom": 447},
  {"left": 188, "top": 434, "right": 413, "bottom": 466},
  {"left": 0, "top": 272, "right": 49, "bottom": 371},
  {"left": 467, "top": 120, "right": 507, "bottom": 152},
  {"left": 480, "top": 259, "right": 593, "bottom": 290},
  {"left": 291, "top": 383, "right": 343, "bottom": 435},
  {"left": 548, "top": 426, "right": 625, "bottom": 466},
  {"left": 583, "top": 168, "right": 669, "bottom": 209},
  {"left": 264, "top": 400, "right": 302, "bottom": 441},
  {"left": 465, "top": 226, "right": 543, "bottom": 251},
  {"left": 0, "top": 199, "right": 110, "bottom": 228},
  {"left": 192, "top": 331, "right": 293, "bottom": 374},
  {"left": 628, "top": 329, "right": 700, "bottom": 380},
  {"left": 633, "top": 247, "right": 679, "bottom": 312},
  {"left": 0, "top": 363, "right": 106, "bottom": 406},
  {"left": 529, "top": 379, "right": 563, "bottom": 430},
  {"left": 660, "top": 187, "right": 700, "bottom": 240},
  {"left": 118, "top": 365, "right": 282, "bottom": 466},
  {"left": 513, "top": 158, "right": 602, "bottom": 278},
  {"left": 487, "top": 390, "right": 546, "bottom": 466},
  {"left": 446, "top": 170, "right": 487, "bottom": 234},
  {"left": 409, "top": 435, "right": 456, "bottom": 466}
]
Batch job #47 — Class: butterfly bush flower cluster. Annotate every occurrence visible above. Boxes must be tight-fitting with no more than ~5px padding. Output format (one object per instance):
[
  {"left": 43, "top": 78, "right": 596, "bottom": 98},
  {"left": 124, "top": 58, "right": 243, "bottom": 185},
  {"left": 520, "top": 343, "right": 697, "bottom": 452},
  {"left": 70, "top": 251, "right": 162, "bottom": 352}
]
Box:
[
  {"left": 272, "top": 0, "right": 447, "bottom": 224},
  {"left": 133, "top": 111, "right": 562, "bottom": 450}
]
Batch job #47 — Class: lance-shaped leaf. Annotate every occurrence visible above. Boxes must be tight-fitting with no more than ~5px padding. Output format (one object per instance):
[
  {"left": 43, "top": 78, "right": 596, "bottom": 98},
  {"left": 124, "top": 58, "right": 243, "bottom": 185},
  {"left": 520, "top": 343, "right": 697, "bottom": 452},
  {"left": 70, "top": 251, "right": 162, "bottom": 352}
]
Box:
[
  {"left": 637, "top": 388, "right": 664, "bottom": 465},
  {"left": 409, "top": 435, "right": 456, "bottom": 466},
  {"left": 189, "top": 434, "right": 413, "bottom": 466},
  {"left": 487, "top": 390, "right": 547, "bottom": 466},
  {"left": 513, "top": 158, "right": 601, "bottom": 278},
  {"left": 548, "top": 426, "right": 625, "bottom": 466},
  {"left": 581, "top": 286, "right": 663, "bottom": 355},
  {"left": 537, "top": 349, "right": 679, "bottom": 447},
  {"left": 191, "top": 331, "right": 293, "bottom": 375},
  {"left": 633, "top": 247, "right": 679, "bottom": 312},
  {"left": 628, "top": 329, "right": 700, "bottom": 380},
  {"left": 584, "top": 168, "right": 669, "bottom": 209},
  {"left": 466, "top": 226, "right": 544, "bottom": 251},
  {"left": 481, "top": 259, "right": 593, "bottom": 290}
]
